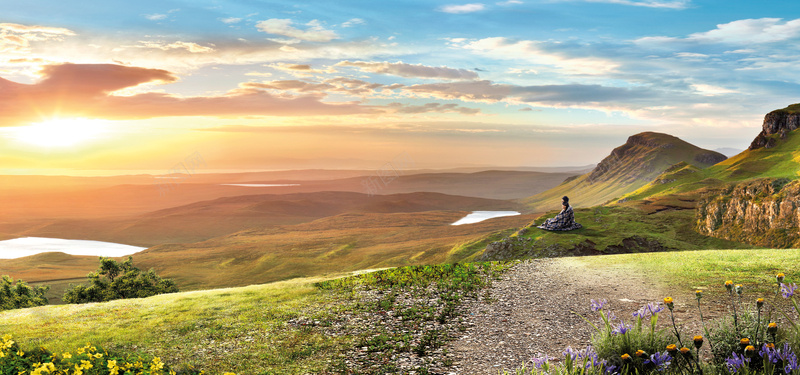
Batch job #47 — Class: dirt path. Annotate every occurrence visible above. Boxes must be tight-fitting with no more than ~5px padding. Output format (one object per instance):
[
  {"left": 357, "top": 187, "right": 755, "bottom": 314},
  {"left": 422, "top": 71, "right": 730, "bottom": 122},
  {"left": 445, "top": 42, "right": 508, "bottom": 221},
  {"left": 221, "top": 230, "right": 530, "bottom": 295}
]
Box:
[{"left": 446, "top": 258, "right": 726, "bottom": 374}]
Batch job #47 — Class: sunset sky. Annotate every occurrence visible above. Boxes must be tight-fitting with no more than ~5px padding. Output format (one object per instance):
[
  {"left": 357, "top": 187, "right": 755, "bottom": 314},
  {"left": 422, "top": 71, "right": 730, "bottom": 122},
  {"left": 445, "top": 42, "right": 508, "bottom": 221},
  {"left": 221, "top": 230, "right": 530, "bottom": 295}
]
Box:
[{"left": 2, "top": 0, "right": 800, "bottom": 174}]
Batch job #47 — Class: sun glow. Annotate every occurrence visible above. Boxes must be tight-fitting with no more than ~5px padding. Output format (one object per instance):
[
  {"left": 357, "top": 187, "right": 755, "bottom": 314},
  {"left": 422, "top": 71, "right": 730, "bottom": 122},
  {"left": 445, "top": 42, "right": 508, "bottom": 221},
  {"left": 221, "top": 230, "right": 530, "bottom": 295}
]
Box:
[{"left": 10, "top": 118, "right": 109, "bottom": 148}]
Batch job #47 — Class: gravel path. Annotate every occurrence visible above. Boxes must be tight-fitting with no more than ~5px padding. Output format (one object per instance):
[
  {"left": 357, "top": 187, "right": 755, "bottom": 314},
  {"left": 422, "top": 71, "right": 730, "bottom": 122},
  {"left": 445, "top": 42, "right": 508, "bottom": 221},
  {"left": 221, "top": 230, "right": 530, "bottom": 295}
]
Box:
[{"left": 446, "top": 257, "right": 726, "bottom": 375}]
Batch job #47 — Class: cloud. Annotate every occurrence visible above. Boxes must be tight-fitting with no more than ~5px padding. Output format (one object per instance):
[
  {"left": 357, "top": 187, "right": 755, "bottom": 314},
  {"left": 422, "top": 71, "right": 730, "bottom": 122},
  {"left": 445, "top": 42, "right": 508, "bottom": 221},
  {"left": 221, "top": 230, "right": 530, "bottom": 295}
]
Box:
[
  {"left": 497, "top": 0, "right": 523, "bottom": 5},
  {"left": 221, "top": 17, "right": 242, "bottom": 24},
  {"left": 456, "top": 37, "right": 619, "bottom": 75},
  {"left": 582, "top": 0, "right": 690, "bottom": 9},
  {"left": 691, "top": 83, "right": 739, "bottom": 96},
  {"left": 439, "top": 3, "right": 486, "bottom": 13},
  {"left": 145, "top": 14, "right": 168, "bottom": 21},
  {"left": 637, "top": 18, "right": 800, "bottom": 45},
  {"left": 341, "top": 18, "right": 366, "bottom": 28},
  {"left": 0, "top": 23, "right": 75, "bottom": 53},
  {"left": 403, "top": 80, "right": 655, "bottom": 106},
  {"left": 264, "top": 62, "right": 334, "bottom": 77},
  {"left": 256, "top": 19, "right": 338, "bottom": 42},
  {"left": 244, "top": 78, "right": 403, "bottom": 97},
  {"left": 0, "top": 63, "right": 373, "bottom": 126},
  {"left": 386, "top": 102, "right": 481, "bottom": 115},
  {"left": 336, "top": 60, "right": 479, "bottom": 80},
  {"left": 135, "top": 41, "right": 214, "bottom": 53}
]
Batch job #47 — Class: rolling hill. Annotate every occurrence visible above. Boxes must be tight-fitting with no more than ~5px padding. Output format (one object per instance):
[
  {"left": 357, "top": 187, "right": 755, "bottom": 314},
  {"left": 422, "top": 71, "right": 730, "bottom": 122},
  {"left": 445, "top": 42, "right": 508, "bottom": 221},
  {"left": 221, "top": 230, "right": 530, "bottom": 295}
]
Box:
[{"left": 521, "top": 132, "right": 727, "bottom": 211}]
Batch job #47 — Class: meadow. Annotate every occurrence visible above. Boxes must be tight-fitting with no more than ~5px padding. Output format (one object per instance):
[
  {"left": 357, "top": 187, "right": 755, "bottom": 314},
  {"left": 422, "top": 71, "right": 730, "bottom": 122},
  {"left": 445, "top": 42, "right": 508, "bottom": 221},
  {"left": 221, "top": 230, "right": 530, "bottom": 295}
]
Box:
[{"left": 2, "top": 249, "right": 799, "bottom": 374}]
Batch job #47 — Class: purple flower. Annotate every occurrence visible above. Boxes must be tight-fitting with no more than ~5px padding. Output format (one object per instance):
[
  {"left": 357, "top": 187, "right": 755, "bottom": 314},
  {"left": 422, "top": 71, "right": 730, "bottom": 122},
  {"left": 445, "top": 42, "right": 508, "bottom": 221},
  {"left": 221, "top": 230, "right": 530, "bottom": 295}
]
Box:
[
  {"left": 760, "top": 343, "right": 779, "bottom": 364},
  {"left": 612, "top": 321, "right": 632, "bottom": 335},
  {"left": 644, "top": 352, "right": 672, "bottom": 372},
  {"left": 577, "top": 345, "right": 606, "bottom": 369},
  {"left": 604, "top": 365, "right": 620, "bottom": 375},
  {"left": 563, "top": 346, "right": 577, "bottom": 360},
  {"left": 777, "top": 343, "right": 799, "bottom": 374},
  {"left": 591, "top": 299, "right": 608, "bottom": 312},
  {"left": 726, "top": 352, "right": 751, "bottom": 373},
  {"left": 633, "top": 302, "right": 665, "bottom": 319},
  {"left": 781, "top": 283, "right": 798, "bottom": 298},
  {"left": 530, "top": 354, "right": 550, "bottom": 369}
]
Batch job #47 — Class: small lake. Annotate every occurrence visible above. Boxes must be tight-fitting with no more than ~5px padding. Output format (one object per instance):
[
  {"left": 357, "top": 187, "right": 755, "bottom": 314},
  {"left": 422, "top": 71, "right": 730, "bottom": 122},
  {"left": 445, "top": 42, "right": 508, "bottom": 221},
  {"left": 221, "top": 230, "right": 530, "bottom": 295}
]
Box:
[
  {"left": 220, "top": 184, "right": 301, "bottom": 187},
  {"left": 451, "top": 211, "right": 521, "bottom": 226},
  {"left": 0, "top": 237, "right": 146, "bottom": 259}
]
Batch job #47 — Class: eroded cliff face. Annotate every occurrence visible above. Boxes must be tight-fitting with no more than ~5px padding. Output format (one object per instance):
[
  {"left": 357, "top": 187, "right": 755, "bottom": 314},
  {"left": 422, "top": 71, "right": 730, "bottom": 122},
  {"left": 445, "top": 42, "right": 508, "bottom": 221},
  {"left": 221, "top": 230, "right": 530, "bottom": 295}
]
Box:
[
  {"left": 749, "top": 109, "right": 800, "bottom": 149},
  {"left": 696, "top": 179, "right": 800, "bottom": 248}
]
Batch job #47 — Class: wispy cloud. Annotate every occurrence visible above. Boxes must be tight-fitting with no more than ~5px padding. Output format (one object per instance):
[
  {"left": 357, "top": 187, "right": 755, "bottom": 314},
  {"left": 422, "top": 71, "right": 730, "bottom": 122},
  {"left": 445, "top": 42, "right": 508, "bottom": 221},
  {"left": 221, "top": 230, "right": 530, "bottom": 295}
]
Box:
[
  {"left": 341, "top": 18, "right": 366, "bottom": 28},
  {"left": 582, "top": 0, "right": 690, "bottom": 9},
  {"left": 256, "top": 19, "right": 338, "bottom": 42},
  {"left": 336, "top": 60, "right": 479, "bottom": 80},
  {"left": 439, "top": 3, "right": 486, "bottom": 13},
  {"left": 0, "top": 23, "right": 75, "bottom": 53},
  {"left": 637, "top": 18, "right": 800, "bottom": 45},
  {"left": 135, "top": 40, "right": 214, "bottom": 53},
  {"left": 220, "top": 17, "right": 242, "bottom": 24}
]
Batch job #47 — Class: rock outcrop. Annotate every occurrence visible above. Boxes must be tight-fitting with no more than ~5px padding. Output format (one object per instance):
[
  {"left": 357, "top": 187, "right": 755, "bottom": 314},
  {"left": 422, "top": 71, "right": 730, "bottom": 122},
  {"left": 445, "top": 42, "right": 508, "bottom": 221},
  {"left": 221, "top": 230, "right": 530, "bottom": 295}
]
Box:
[
  {"left": 749, "top": 104, "right": 800, "bottom": 150},
  {"left": 478, "top": 234, "right": 667, "bottom": 261},
  {"left": 696, "top": 178, "right": 800, "bottom": 248}
]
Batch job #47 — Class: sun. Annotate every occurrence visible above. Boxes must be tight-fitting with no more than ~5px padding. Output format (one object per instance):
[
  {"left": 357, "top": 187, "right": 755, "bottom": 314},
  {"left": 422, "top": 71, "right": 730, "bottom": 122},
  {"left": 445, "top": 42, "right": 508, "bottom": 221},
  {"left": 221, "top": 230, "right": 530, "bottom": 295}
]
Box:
[{"left": 11, "top": 118, "right": 108, "bottom": 148}]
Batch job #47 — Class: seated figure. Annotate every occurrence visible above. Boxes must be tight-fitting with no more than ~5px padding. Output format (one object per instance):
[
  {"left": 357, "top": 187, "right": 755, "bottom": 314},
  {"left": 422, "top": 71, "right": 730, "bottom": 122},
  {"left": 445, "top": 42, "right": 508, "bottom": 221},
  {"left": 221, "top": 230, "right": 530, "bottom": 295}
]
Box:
[{"left": 537, "top": 196, "right": 583, "bottom": 231}]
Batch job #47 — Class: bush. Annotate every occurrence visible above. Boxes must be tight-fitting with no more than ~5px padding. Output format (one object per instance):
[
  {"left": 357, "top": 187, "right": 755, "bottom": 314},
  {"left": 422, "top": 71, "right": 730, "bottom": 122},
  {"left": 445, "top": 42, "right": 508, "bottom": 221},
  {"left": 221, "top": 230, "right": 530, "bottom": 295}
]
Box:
[
  {"left": 63, "top": 257, "right": 179, "bottom": 303},
  {"left": 0, "top": 275, "right": 48, "bottom": 311}
]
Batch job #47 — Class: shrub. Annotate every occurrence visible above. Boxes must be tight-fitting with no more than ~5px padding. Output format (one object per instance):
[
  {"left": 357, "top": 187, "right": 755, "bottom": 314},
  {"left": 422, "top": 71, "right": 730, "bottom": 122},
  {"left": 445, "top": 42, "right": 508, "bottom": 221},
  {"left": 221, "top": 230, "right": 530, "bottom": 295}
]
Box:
[
  {"left": 0, "top": 275, "right": 48, "bottom": 311},
  {"left": 63, "top": 257, "right": 178, "bottom": 303}
]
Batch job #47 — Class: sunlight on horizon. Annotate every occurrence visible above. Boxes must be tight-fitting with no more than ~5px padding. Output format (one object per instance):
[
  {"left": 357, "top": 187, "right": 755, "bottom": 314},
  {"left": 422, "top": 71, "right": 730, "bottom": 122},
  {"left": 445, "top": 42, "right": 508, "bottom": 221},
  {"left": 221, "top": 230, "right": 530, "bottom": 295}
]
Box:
[{"left": 10, "top": 118, "right": 109, "bottom": 148}]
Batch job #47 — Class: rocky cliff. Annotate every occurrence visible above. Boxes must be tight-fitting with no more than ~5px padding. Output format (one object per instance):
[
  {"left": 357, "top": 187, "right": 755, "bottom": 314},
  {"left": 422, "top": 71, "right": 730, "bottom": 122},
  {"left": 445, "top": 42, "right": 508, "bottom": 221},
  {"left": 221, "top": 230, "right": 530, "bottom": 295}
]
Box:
[
  {"left": 749, "top": 104, "right": 800, "bottom": 149},
  {"left": 696, "top": 178, "right": 800, "bottom": 248}
]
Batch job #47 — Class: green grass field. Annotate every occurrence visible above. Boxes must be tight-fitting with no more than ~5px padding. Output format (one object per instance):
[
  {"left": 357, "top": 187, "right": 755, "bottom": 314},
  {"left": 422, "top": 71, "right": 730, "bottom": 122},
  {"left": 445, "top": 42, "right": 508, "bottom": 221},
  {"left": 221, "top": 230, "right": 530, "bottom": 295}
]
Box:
[{"left": 3, "top": 249, "right": 799, "bottom": 374}]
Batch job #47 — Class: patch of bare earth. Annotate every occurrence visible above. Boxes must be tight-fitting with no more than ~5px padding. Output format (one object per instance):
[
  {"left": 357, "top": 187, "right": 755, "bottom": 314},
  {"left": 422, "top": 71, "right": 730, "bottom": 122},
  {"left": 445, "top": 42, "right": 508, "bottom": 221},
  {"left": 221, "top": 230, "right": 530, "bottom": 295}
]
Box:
[{"left": 446, "top": 257, "right": 730, "bottom": 375}]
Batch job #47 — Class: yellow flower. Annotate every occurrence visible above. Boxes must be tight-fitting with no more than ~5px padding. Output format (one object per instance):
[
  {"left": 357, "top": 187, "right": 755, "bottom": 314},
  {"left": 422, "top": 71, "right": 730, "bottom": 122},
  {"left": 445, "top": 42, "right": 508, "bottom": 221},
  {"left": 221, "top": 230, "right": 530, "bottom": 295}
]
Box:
[
  {"left": 740, "top": 338, "right": 750, "bottom": 346},
  {"left": 757, "top": 298, "right": 765, "bottom": 308},
  {"left": 768, "top": 322, "right": 778, "bottom": 334},
  {"left": 223, "top": 373, "right": 237, "bottom": 375},
  {"left": 108, "top": 359, "right": 120, "bottom": 375},
  {"left": 745, "top": 345, "right": 756, "bottom": 357},
  {"left": 621, "top": 353, "right": 632, "bottom": 363},
  {"left": 666, "top": 344, "right": 678, "bottom": 353},
  {"left": 664, "top": 296, "right": 674, "bottom": 310},
  {"left": 735, "top": 284, "right": 743, "bottom": 295},
  {"left": 725, "top": 280, "right": 734, "bottom": 291},
  {"left": 778, "top": 273, "right": 786, "bottom": 283},
  {"left": 16, "top": 350, "right": 23, "bottom": 356},
  {"left": 63, "top": 352, "right": 72, "bottom": 359},
  {"left": 635, "top": 349, "right": 646, "bottom": 358},
  {"left": 693, "top": 335, "right": 704, "bottom": 349},
  {"left": 695, "top": 290, "right": 703, "bottom": 299}
]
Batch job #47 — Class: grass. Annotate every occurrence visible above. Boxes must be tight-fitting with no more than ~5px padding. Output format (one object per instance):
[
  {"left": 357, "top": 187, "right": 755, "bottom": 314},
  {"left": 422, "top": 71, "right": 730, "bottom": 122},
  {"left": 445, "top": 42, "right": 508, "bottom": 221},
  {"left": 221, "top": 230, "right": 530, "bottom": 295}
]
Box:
[
  {"left": 0, "top": 275, "right": 351, "bottom": 374},
  {"left": 483, "top": 205, "right": 752, "bottom": 261},
  {"left": 563, "top": 248, "right": 800, "bottom": 295}
]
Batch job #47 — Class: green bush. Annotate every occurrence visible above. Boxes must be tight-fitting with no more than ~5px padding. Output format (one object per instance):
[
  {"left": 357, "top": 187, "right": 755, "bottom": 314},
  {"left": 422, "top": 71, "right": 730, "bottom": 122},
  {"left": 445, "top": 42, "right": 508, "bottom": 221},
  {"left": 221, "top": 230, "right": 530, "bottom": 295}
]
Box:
[
  {"left": 63, "top": 257, "right": 179, "bottom": 303},
  {"left": 0, "top": 275, "right": 48, "bottom": 311}
]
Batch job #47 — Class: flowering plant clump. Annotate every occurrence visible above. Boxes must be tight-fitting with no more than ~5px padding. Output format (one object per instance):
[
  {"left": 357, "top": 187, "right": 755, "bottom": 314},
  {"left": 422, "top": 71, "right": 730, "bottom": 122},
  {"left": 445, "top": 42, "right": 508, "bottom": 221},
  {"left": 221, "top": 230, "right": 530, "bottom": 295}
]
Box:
[
  {"left": 509, "top": 271, "right": 800, "bottom": 375},
  {"left": 0, "top": 335, "right": 234, "bottom": 375}
]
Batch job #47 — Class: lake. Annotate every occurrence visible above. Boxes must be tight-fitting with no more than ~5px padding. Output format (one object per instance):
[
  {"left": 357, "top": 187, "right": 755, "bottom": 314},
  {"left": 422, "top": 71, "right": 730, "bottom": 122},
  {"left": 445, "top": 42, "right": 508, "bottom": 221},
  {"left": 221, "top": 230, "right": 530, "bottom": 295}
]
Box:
[
  {"left": 0, "top": 237, "right": 146, "bottom": 259},
  {"left": 451, "top": 211, "right": 521, "bottom": 226}
]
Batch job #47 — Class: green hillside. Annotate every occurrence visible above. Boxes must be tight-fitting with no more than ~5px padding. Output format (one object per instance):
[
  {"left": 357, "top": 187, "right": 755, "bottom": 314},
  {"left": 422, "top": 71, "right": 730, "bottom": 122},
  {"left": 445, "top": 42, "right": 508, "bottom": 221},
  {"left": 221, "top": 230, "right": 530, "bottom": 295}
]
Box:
[
  {"left": 522, "top": 132, "right": 726, "bottom": 211},
  {"left": 622, "top": 126, "right": 800, "bottom": 202}
]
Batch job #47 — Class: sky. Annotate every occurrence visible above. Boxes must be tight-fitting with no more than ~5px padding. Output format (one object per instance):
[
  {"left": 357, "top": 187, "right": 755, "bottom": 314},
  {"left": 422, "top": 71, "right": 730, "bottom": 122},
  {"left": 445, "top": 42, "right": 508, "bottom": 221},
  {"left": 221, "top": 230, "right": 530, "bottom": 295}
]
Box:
[{"left": 2, "top": 0, "right": 800, "bottom": 174}]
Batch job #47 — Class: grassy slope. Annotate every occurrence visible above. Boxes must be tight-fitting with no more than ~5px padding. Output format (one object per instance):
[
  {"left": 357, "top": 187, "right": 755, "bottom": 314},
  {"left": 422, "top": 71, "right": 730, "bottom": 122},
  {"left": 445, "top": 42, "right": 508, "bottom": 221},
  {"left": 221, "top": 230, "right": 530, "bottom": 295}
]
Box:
[
  {"left": 506, "top": 202, "right": 752, "bottom": 259},
  {"left": 134, "top": 211, "right": 529, "bottom": 290},
  {"left": 522, "top": 132, "right": 726, "bottom": 212},
  {"left": 4, "top": 250, "right": 799, "bottom": 374},
  {"left": 623, "top": 129, "right": 800, "bottom": 202}
]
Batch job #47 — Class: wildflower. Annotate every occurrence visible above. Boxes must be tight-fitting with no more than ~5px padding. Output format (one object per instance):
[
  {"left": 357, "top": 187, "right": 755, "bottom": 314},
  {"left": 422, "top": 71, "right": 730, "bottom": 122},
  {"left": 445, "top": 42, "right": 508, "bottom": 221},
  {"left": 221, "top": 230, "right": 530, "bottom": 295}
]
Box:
[
  {"left": 695, "top": 290, "right": 703, "bottom": 299},
  {"left": 680, "top": 347, "right": 692, "bottom": 359},
  {"left": 63, "top": 352, "right": 72, "bottom": 359},
  {"left": 664, "top": 297, "right": 674, "bottom": 310},
  {"left": 563, "top": 346, "right": 577, "bottom": 360},
  {"left": 777, "top": 343, "right": 800, "bottom": 374},
  {"left": 577, "top": 346, "right": 606, "bottom": 369},
  {"left": 727, "top": 352, "right": 751, "bottom": 373},
  {"left": 644, "top": 352, "right": 672, "bottom": 372},
  {"left": 590, "top": 299, "right": 608, "bottom": 312},
  {"left": 612, "top": 321, "right": 632, "bottom": 335},
  {"left": 726, "top": 280, "right": 734, "bottom": 292},
  {"left": 760, "top": 343, "right": 778, "bottom": 364},
  {"left": 740, "top": 338, "right": 751, "bottom": 346},
  {"left": 745, "top": 345, "right": 757, "bottom": 357},
  {"left": 735, "top": 284, "right": 744, "bottom": 295},
  {"left": 693, "top": 335, "right": 704, "bottom": 349},
  {"left": 781, "top": 283, "right": 798, "bottom": 298},
  {"left": 666, "top": 344, "right": 678, "bottom": 356},
  {"left": 636, "top": 350, "right": 647, "bottom": 358},
  {"left": 530, "top": 354, "right": 550, "bottom": 369},
  {"left": 757, "top": 298, "right": 765, "bottom": 308},
  {"left": 778, "top": 273, "right": 786, "bottom": 283},
  {"left": 604, "top": 365, "right": 620, "bottom": 375},
  {"left": 633, "top": 302, "right": 664, "bottom": 319},
  {"left": 621, "top": 353, "right": 632, "bottom": 363},
  {"left": 768, "top": 322, "right": 778, "bottom": 334}
]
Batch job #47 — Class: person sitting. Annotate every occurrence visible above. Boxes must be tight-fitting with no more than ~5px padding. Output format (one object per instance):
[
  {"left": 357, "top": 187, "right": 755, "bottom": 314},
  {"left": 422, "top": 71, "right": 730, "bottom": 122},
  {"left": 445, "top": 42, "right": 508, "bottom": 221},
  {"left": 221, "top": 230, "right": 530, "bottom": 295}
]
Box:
[{"left": 537, "top": 196, "right": 583, "bottom": 231}]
